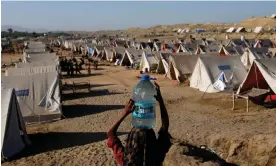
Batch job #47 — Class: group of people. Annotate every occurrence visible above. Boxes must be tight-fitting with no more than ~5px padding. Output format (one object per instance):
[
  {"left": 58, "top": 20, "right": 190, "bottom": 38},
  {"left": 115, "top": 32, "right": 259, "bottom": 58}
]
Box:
[{"left": 60, "top": 57, "right": 84, "bottom": 76}]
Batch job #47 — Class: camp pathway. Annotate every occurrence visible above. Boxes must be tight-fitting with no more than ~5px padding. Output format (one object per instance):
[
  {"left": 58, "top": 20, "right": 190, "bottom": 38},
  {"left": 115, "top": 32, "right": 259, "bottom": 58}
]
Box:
[{"left": 4, "top": 66, "right": 276, "bottom": 166}]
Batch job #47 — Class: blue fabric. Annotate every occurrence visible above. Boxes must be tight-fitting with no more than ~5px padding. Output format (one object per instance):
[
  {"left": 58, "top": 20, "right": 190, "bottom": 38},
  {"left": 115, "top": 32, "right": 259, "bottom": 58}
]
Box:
[
  {"left": 218, "top": 65, "right": 231, "bottom": 71},
  {"left": 89, "top": 48, "right": 94, "bottom": 54}
]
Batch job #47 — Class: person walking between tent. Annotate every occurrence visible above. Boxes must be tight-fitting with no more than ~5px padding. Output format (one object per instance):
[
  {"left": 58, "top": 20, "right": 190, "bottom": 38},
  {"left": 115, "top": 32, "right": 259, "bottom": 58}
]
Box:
[
  {"left": 94, "top": 60, "right": 98, "bottom": 70},
  {"left": 87, "top": 60, "right": 91, "bottom": 75},
  {"left": 107, "top": 82, "right": 171, "bottom": 166},
  {"left": 68, "top": 59, "right": 74, "bottom": 76}
]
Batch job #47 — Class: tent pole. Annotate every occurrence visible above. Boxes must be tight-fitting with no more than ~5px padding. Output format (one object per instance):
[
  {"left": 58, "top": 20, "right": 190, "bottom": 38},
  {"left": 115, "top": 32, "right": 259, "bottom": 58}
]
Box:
[
  {"left": 201, "top": 72, "right": 222, "bottom": 99},
  {"left": 232, "top": 93, "right": 235, "bottom": 111}
]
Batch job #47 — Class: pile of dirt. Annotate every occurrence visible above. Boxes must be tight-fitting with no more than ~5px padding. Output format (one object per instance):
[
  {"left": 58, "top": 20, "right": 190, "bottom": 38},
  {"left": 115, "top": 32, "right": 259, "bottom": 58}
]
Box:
[
  {"left": 209, "top": 133, "right": 276, "bottom": 166},
  {"left": 164, "top": 133, "right": 276, "bottom": 166}
]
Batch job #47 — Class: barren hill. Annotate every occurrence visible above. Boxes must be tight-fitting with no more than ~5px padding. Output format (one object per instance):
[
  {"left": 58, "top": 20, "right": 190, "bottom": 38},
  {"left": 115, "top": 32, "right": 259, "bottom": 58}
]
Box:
[{"left": 238, "top": 17, "right": 276, "bottom": 29}]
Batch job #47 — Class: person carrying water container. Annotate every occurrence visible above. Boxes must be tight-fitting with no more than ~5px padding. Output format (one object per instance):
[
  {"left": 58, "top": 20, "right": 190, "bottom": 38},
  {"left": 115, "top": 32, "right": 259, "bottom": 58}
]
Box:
[{"left": 107, "top": 80, "right": 171, "bottom": 166}]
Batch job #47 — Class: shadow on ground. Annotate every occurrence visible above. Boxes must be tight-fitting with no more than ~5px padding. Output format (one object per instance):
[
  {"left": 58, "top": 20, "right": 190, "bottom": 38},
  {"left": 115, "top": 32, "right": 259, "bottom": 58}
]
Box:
[
  {"left": 62, "top": 104, "right": 125, "bottom": 118},
  {"left": 8, "top": 132, "right": 127, "bottom": 160},
  {"left": 62, "top": 73, "right": 103, "bottom": 79},
  {"left": 180, "top": 142, "right": 238, "bottom": 166},
  {"left": 94, "top": 68, "right": 105, "bottom": 70},
  {"left": 62, "top": 89, "right": 123, "bottom": 101},
  {"left": 62, "top": 83, "right": 114, "bottom": 91}
]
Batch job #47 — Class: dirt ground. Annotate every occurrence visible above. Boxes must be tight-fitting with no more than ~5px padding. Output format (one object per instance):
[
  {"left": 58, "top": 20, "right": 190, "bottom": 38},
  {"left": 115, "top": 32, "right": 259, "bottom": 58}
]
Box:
[
  {"left": 2, "top": 64, "right": 276, "bottom": 166},
  {"left": 1, "top": 53, "right": 22, "bottom": 65}
]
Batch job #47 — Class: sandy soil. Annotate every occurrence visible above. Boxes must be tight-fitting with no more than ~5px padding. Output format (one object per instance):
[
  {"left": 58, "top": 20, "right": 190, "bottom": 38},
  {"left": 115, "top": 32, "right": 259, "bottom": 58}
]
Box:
[
  {"left": 1, "top": 53, "right": 22, "bottom": 65},
  {"left": 2, "top": 65, "right": 276, "bottom": 166}
]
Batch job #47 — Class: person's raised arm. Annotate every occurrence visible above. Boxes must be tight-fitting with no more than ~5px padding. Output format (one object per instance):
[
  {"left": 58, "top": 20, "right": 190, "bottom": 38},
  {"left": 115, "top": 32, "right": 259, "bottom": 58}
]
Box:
[
  {"left": 154, "top": 82, "right": 169, "bottom": 132},
  {"left": 107, "top": 99, "right": 135, "bottom": 137}
]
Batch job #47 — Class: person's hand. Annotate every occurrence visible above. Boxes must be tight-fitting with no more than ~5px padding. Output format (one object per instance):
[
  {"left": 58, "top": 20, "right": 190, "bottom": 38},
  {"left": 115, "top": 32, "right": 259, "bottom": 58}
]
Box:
[
  {"left": 154, "top": 82, "right": 163, "bottom": 102},
  {"left": 122, "top": 99, "right": 135, "bottom": 116}
]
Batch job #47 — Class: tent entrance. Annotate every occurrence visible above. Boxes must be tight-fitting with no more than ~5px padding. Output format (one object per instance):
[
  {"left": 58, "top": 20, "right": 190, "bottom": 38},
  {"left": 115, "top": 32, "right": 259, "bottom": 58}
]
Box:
[
  {"left": 169, "top": 63, "right": 177, "bottom": 80},
  {"left": 220, "top": 48, "right": 227, "bottom": 56},
  {"left": 240, "top": 63, "right": 270, "bottom": 93},
  {"left": 111, "top": 52, "right": 116, "bottom": 62},
  {"left": 121, "top": 54, "right": 131, "bottom": 66},
  {"left": 157, "top": 60, "right": 165, "bottom": 74}
]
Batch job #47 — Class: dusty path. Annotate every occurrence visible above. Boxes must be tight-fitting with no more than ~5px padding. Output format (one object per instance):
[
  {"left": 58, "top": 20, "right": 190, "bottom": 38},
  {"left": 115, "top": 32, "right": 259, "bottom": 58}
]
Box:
[{"left": 3, "top": 66, "right": 276, "bottom": 166}]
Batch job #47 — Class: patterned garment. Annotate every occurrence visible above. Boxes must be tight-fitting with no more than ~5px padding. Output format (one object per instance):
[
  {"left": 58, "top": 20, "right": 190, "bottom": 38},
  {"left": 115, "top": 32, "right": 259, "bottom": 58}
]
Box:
[{"left": 107, "top": 128, "right": 171, "bottom": 166}]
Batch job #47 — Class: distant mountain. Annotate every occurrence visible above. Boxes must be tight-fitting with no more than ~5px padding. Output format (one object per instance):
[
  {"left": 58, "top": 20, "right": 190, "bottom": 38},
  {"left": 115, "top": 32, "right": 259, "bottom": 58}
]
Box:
[{"left": 1, "top": 25, "right": 49, "bottom": 33}]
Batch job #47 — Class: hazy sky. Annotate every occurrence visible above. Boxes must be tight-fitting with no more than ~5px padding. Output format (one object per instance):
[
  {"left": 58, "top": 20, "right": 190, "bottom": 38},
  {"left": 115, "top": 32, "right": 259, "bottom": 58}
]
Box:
[{"left": 2, "top": 1, "right": 276, "bottom": 31}]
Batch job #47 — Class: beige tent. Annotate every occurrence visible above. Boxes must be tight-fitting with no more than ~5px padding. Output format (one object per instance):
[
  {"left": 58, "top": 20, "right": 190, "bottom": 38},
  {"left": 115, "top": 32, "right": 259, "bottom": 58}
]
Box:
[
  {"left": 226, "top": 27, "right": 236, "bottom": 33},
  {"left": 235, "top": 27, "right": 246, "bottom": 33},
  {"left": 254, "top": 27, "right": 263, "bottom": 33},
  {"left": 241, "top": 48, "right": 270, "bottom": 69},
  {"left": 190, "top": 56, "right": 247, "bottom": 93},
  {"left": 140, "top": 51, "right": 159, "bottom": 73},
  {"left": 120, "top": 48, "right": 151, "bottom": 67},
  {"left": 1, "top": 88, "right": 30, "bottom": 158},
  {"left": 219, "top": 46, "right": 244, "bottom": 56},
  {"left": 168, "top": 55, "right": 198, "bottom": 83},
  {"left": 114, "top": 46, "right": 126, "bottom": 65},
  {"left": 103, "top": 47, "right": 115, "bottom": 62},
  {"left": 23, "top": 53, "right": 57, "bottom": 63},
  {"left": 237, "top": 58, "right": 276, "bottom": 95},
  {"left": 5, "top": 65, "right": 57, "bottom": 76},
  {"left": 2, "top": 72, "right": 62, "bottom": 123}
]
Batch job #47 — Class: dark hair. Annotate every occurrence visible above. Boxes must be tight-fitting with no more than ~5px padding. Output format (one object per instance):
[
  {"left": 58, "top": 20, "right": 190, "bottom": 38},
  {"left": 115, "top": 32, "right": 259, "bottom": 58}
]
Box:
[{"left": 123, "top": 128, "right": 157, "bottom": 166}]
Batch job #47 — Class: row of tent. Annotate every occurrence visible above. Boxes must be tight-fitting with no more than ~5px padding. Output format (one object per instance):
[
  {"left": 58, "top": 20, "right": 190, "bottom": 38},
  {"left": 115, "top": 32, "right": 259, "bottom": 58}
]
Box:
[
  {"left": 88, "top": 44, "right": 274, "bottom": 71},
  {"left": 90, "top": 45, "right": 276, "bottom": 96},
  {"left": 1, "top": 42, "right": 62, "bottom": 158},
  {"left": 61, "top": 37, "right": 276, "bottom": 59},
  {"left": 226, "top": 26, "right": 265, "bottom": 33}
]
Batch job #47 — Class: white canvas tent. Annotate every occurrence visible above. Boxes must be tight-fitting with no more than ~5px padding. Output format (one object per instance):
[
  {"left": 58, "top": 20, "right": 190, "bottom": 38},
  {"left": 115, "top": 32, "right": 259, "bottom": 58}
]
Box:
[
  {"left": 219, "top": 46, "right": 244, "bottom": 56},
  {"left": 5, "top": 65, "right": 57, "bottom": 76},
  {"left": 168, "top": 55, "right": 198, "bottom": 83},
  {"left": 23, "top": 54, "right": 58, "bottom": 64},
  {"left": 180, "top": 43, "right": 198, "bottom": 54},
  {"left": 103, "top": 47, "right": 115, "bottom": 62},
  {"left": 1, "top": 88, "right": 30, "bottom": 158},
  {"left": 16, "top": 61, "right": 57, "bottom": 68},
  {"left": 140, "top": 51, "right": 159, "bottom": 73},
  {"left": 226, "top": 27, "right": 236, "bottom": 33},
  {"left": 240, "top": 48, "right": 269, "bottom": 69},
  {"left": 254, "top": 27, "right": 263, "bottom": 33},
  {"left": 2, "top": 72, "right": 62, "bottom": 123},
  {"left": 114, "top": 46, "right": 126, "bottom": 65},
  {"left": 157, "top": 52, "right": 171, "bottom": 74},
  {"left": 120, "top": 48, "right": 151, "bottom": 67},
  {"left": 235, "top": 27, "right": 246, "bottom": 33},
  {"left": 25, "top": 52, "right": 56, "bottom": 58},
  {"left": 237, "top": 58, "right": 276, "bottom": 95},
  {"left": 24, "top": 49, "right": 48, "bottom": 54},
  {"left": 190, "top": 56, "right": 247, "bottom": 93}
]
